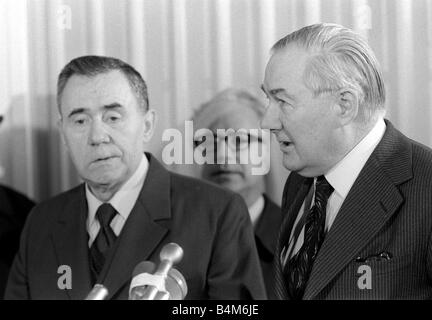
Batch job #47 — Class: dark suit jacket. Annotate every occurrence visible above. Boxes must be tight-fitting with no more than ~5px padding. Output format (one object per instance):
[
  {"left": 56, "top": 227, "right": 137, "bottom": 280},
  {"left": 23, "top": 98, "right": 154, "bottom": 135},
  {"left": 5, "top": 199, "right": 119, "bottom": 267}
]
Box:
[
  {"left": 255, "top": 195, "right": 281, "bottom": 296},
  {"left": 273, "top": 120, "right": 432, "bottom": 299},
  {"left": 0, "top": 185, "right": 34, "bottom": 298},
  {"left": 5, "top": 154, "right": 266, "bottom": 300}
]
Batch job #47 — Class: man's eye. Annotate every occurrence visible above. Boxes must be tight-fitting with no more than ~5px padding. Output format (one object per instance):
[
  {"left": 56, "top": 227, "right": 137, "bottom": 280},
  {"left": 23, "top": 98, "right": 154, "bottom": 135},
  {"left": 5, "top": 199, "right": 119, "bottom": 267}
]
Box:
[
  {"left": 193, "top": 136, "right": 207, "bottom": 148},
  {"left": 234, "top": 135, "right": 250, "bottom": 150},
  {"left": 105, "top": 113, "right": 122, "bottom": 123},
  {"left": 193, "top": 140, "right": 202, "bottom": 149},
  {"left": 248, "top": 134, "right": 262, "bottom": 144},
  {"left": 73, "top": 117, "right": 88, "bottom": 126}
]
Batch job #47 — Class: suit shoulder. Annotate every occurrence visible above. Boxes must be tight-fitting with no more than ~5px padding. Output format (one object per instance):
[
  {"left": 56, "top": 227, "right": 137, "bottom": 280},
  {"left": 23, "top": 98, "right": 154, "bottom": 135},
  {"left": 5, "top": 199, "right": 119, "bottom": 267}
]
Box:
[
  {"left": 0, "top": 185, "right": 34, "bottom": 208},
  {"left": 411, "top": 139, "right": 432, "bottom": 159},
  {"left": 170, "top": 171, "right": 239, "bottom": 200},
  {"left": 263, "top": 194, "right": 281, "bottom": 214},
  {"left": 168, "top": 171, "right": 246, "bottom": 213},
  {"left": 0, "top": 185, "right": 35, "bottom": 218},
  {"left": 29, "top": 185, "right": 83, "bottom": 223},
  {"left": 410, "top": 139, "right": 432, "bottom": 176},
  {"left": 261, "top": 194, "right": 283, "bottom": 230}
]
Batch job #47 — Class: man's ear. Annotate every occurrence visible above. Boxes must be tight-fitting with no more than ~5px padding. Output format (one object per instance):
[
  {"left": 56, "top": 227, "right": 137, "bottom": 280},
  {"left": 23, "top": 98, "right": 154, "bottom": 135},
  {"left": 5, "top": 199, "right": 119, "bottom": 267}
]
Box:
[
  {"left": 335, "top": 88, "right": 359, "bottom": 125},
  {"left": 57, "top": 118, "right": 69, "bottom": 149},
  {"left": 142, "top": 109, "right": 156, "bottom": 143}
]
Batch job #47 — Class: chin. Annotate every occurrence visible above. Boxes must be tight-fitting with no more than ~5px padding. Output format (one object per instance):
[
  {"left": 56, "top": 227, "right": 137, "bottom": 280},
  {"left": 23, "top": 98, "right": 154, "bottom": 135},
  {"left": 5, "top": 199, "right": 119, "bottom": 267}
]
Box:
[
  {"left": 282, "top": 156, "right": 300, "bottom": 172},
  {"left": 86, "top": 171, "right": 125, "bottom": 187},
  {"left": 218, "top": 179, "right": 244, "bottom": 193}
]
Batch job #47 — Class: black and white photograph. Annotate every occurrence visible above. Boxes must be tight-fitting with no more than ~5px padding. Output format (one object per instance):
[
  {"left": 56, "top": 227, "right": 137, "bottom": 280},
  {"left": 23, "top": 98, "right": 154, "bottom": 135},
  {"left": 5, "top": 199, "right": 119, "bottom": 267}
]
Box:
[{"left": 1, "top": 0, "right": 432, "bottom": 308}]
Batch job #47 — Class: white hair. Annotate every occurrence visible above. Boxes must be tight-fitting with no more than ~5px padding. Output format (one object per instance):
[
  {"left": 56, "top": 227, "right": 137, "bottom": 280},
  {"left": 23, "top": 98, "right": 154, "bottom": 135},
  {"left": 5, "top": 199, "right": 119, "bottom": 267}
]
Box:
[
  {"left": 193, "top": 87, "right": 265, "bottom": 122},
  {"left": 272, "top": 23, "right": 386, "bottom": 123}
]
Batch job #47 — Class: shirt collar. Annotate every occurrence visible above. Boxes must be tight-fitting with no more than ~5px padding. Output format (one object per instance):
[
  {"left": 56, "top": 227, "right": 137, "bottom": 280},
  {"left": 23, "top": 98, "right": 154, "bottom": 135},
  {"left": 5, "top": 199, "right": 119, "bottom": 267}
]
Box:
[
  {"left": 86, "top": 154, "right": 149, "bottom": 223},
  {"left": 325, "top": 118, "right": 386, "bottom": 199},
  {"left": 249, "top": 194, "right": 265, "bottom": 228}
]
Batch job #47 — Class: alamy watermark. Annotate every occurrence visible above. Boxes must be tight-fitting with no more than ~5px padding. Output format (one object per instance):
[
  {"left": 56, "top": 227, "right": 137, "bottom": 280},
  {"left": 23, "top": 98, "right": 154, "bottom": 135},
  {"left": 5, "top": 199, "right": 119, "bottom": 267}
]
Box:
[
  {"left": 357, "top": 265, "right": 372, "bottom": 290},
  {"left": 161, "top": 121, "right": 271, "bottom": 175},
  {"left": 57, "top": 5, "right": 72, "bottom": 30},
  {"left": 57, "top": 265, "right": 72, "bottom": 290}
]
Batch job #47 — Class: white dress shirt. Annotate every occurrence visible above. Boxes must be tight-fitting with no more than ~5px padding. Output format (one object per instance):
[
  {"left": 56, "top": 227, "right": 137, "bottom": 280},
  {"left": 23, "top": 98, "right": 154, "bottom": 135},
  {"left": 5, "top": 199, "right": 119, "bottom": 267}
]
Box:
[
  {"left": 282, "top": 118, "right": 386, "bottom": 265},
  {"left": 86, "top": 154, "right": 149, "bottom": 247},
  {"left": 249, "top": 195, "right": 265, "bottom": 228}
]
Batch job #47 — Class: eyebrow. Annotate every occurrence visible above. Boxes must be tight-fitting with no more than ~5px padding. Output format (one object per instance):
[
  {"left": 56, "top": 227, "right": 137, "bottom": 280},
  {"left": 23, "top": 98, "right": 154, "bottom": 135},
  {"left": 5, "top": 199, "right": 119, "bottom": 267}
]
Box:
[
  {"left": 67, "top": 103, "right": 123, "bottom": 118},
  {"left": 103, "top": 102, "right": 123, "bottom": 110},
  {"left": 68, "top": 108, "right": 86, "bottom": 118}
]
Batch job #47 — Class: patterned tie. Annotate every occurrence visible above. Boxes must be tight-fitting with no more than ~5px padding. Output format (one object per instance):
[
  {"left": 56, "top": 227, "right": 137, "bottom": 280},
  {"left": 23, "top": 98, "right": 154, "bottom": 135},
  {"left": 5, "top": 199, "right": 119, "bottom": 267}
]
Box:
[
  {"left": 89, "top": 203, "right": 117, "bottom": 283},
  {"left": 283, "top": 175, "right": 334, "bottom": 300}
]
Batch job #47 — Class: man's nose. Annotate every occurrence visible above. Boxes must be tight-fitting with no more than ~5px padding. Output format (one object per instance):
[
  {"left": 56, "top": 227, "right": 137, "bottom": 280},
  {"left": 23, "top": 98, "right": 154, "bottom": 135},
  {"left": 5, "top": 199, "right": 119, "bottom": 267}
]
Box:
[
  {"left": 260, "top": 102, "right": 282, "bottom": 131},
  {"left": 89, "top": 119, "right": 110, "bottom": 145},
  {"left": 215, "top": 139, "right": 236, "bottom": 164}
]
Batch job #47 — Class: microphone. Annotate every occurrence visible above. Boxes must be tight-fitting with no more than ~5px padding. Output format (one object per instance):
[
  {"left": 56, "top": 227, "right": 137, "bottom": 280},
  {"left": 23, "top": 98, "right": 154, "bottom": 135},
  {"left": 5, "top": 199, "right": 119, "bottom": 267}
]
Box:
[
  {"left": 165, "top": 267, "right": 188, "bottom": 300},
  {"left": 85, "top": 284, "right": 109, "bottom": 300},
  {"left": 129, "top": 243, "right": 187, "bottom": 300},
  {"left": 141, "top": 243, "right": 184, "bottom": 300},
  {"left": 129, "top": 261, "right": 157, "bottom": 300}
]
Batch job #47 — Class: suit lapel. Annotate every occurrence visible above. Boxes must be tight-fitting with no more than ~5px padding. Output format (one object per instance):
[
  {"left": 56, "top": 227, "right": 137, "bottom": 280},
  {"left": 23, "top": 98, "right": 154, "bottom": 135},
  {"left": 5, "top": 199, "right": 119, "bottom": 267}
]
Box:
[
  {"left": 101, "top": 154, "right": 171, "bottom": 299},
  {"left": 273, "top": 175, "right": 312, "bottom": 299},
  {"left": 255, "top": 195, "right": 280, "bottom": 257},
  {"left": 279, "top": 174, "right": 313, "bottom": 249},
  {"left": 51, "top": 185, "right": 93, "bottom": 300},
  {"left": 303, "top": 121, "right": 413, "bottom": 300}
]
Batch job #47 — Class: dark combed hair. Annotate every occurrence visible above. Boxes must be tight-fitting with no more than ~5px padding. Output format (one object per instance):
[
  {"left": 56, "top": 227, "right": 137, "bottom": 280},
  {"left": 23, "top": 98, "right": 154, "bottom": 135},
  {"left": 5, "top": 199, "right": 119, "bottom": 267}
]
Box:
[{"left": 57, "top": 55, "right": 148, "bottom": 114}]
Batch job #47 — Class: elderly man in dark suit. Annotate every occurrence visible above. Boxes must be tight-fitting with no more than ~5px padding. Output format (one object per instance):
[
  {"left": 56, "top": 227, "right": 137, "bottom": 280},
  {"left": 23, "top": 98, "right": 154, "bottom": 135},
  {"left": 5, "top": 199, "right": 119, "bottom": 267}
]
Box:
[
  {"left": 192, "top": 88, "right": 281, "bottom": 295},
  {"left": 0, "top": 185, "right": 34, "bottom": 298},
  {"left": 0, "top": 115, "right": 35, "bottom": 298},
  {"left": 5, "top": 55, "right": 266, "bottom": 300},
  {"left": 261, "top": 23, "right": 432, "bottom": 299}
]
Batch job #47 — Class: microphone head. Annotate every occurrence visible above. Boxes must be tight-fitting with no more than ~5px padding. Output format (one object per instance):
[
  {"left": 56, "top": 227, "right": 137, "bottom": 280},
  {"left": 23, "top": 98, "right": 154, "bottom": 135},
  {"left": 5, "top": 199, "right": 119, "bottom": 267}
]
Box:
[
  {"left": 160, "top": 243, "right": 183, "bottom": 264},
  {"left": 132, "top": 260, "right": 156, "bottom": 277},
  {"left": 85, "top": 284, "right": 109, "bottom": 300}
]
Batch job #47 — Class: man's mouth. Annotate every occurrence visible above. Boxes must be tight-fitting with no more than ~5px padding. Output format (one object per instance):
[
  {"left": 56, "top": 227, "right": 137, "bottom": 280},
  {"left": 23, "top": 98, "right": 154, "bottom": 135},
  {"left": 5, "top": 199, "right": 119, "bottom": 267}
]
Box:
[
  {"left": 211, "top": 169, "right": 242, "bottom": 177},
  {"left": 93, "top": 155, "right": 118, "bottom": 163}
]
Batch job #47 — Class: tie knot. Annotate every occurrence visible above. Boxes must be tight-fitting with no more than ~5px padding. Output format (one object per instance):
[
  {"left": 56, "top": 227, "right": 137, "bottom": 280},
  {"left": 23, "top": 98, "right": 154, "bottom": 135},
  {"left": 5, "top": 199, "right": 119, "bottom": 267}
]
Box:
[
  {"left": 96, "top": 203, "right": 117, "bottom": 229},
  {"left": 315, "top": 175, "right": 334, "bottom": 201}
]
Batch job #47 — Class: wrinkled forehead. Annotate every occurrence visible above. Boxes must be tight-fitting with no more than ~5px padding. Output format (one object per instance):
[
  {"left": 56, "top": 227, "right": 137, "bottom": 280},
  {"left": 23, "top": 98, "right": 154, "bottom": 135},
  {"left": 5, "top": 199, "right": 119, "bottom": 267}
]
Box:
[
  {"left": 264, "top": 45, "right": 310, "bottom": 87},
  {"left": 194, "top": 100, "right": 261, "bottom": 131}
]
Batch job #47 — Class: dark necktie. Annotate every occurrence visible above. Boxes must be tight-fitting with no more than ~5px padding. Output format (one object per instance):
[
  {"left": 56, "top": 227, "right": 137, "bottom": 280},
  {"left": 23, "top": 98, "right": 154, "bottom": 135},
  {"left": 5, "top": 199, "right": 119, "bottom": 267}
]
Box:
[
  {"left": 283, "top": 175, "right": 334, "bottom": 300},
  {"left": 89, "top": 203, "right": 117, "bottom": 283}
]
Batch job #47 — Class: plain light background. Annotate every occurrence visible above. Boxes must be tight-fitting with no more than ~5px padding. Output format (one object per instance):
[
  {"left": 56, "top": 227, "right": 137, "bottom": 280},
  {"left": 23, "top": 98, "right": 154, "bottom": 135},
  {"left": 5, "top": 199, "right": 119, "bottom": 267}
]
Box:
[{"left": 1, "top": 0, "right": 431, "bottom": 205}]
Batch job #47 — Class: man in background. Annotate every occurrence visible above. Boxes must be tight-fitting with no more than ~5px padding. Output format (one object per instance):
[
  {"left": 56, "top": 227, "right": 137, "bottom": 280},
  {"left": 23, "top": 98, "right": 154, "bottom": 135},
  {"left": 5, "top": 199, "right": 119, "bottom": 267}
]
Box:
[
  {"left": 261, "top": 23, "right": 432, "bottom": 299},
  {"left": 0, "top": 115, "right": 35, "bottom": 298},
  {"left": 5, "top": 56, "right": 265, "bottom": 299},
  {"left": 193, "top": 88, "right": 281, "bottom": 295}
]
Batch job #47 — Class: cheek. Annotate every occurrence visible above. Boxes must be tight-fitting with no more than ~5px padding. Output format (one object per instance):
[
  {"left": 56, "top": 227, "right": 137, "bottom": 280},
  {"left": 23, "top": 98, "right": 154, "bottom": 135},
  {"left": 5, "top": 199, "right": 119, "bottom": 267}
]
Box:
[
  {"left": 125, "top": 127, "right": 145, "bottom": 151},
  {"left": 237, "top": 148, "right": 250, "bottom": 160},
  {"left": 279, "top": 111, "right": 308, "bottom": 139},
  {"left": 243, "top": 166, "right": 261, "bottom": 183},
  {"left": 64, "top": 135, "right": 86, "bottom": 157}
]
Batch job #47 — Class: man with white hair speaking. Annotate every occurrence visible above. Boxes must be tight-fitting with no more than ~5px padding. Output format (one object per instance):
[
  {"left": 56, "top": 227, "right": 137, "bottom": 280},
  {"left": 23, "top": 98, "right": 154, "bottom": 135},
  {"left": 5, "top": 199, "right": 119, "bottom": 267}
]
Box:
[{"left": 261, "top": 23, "right": 432, "bottom": 299}]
